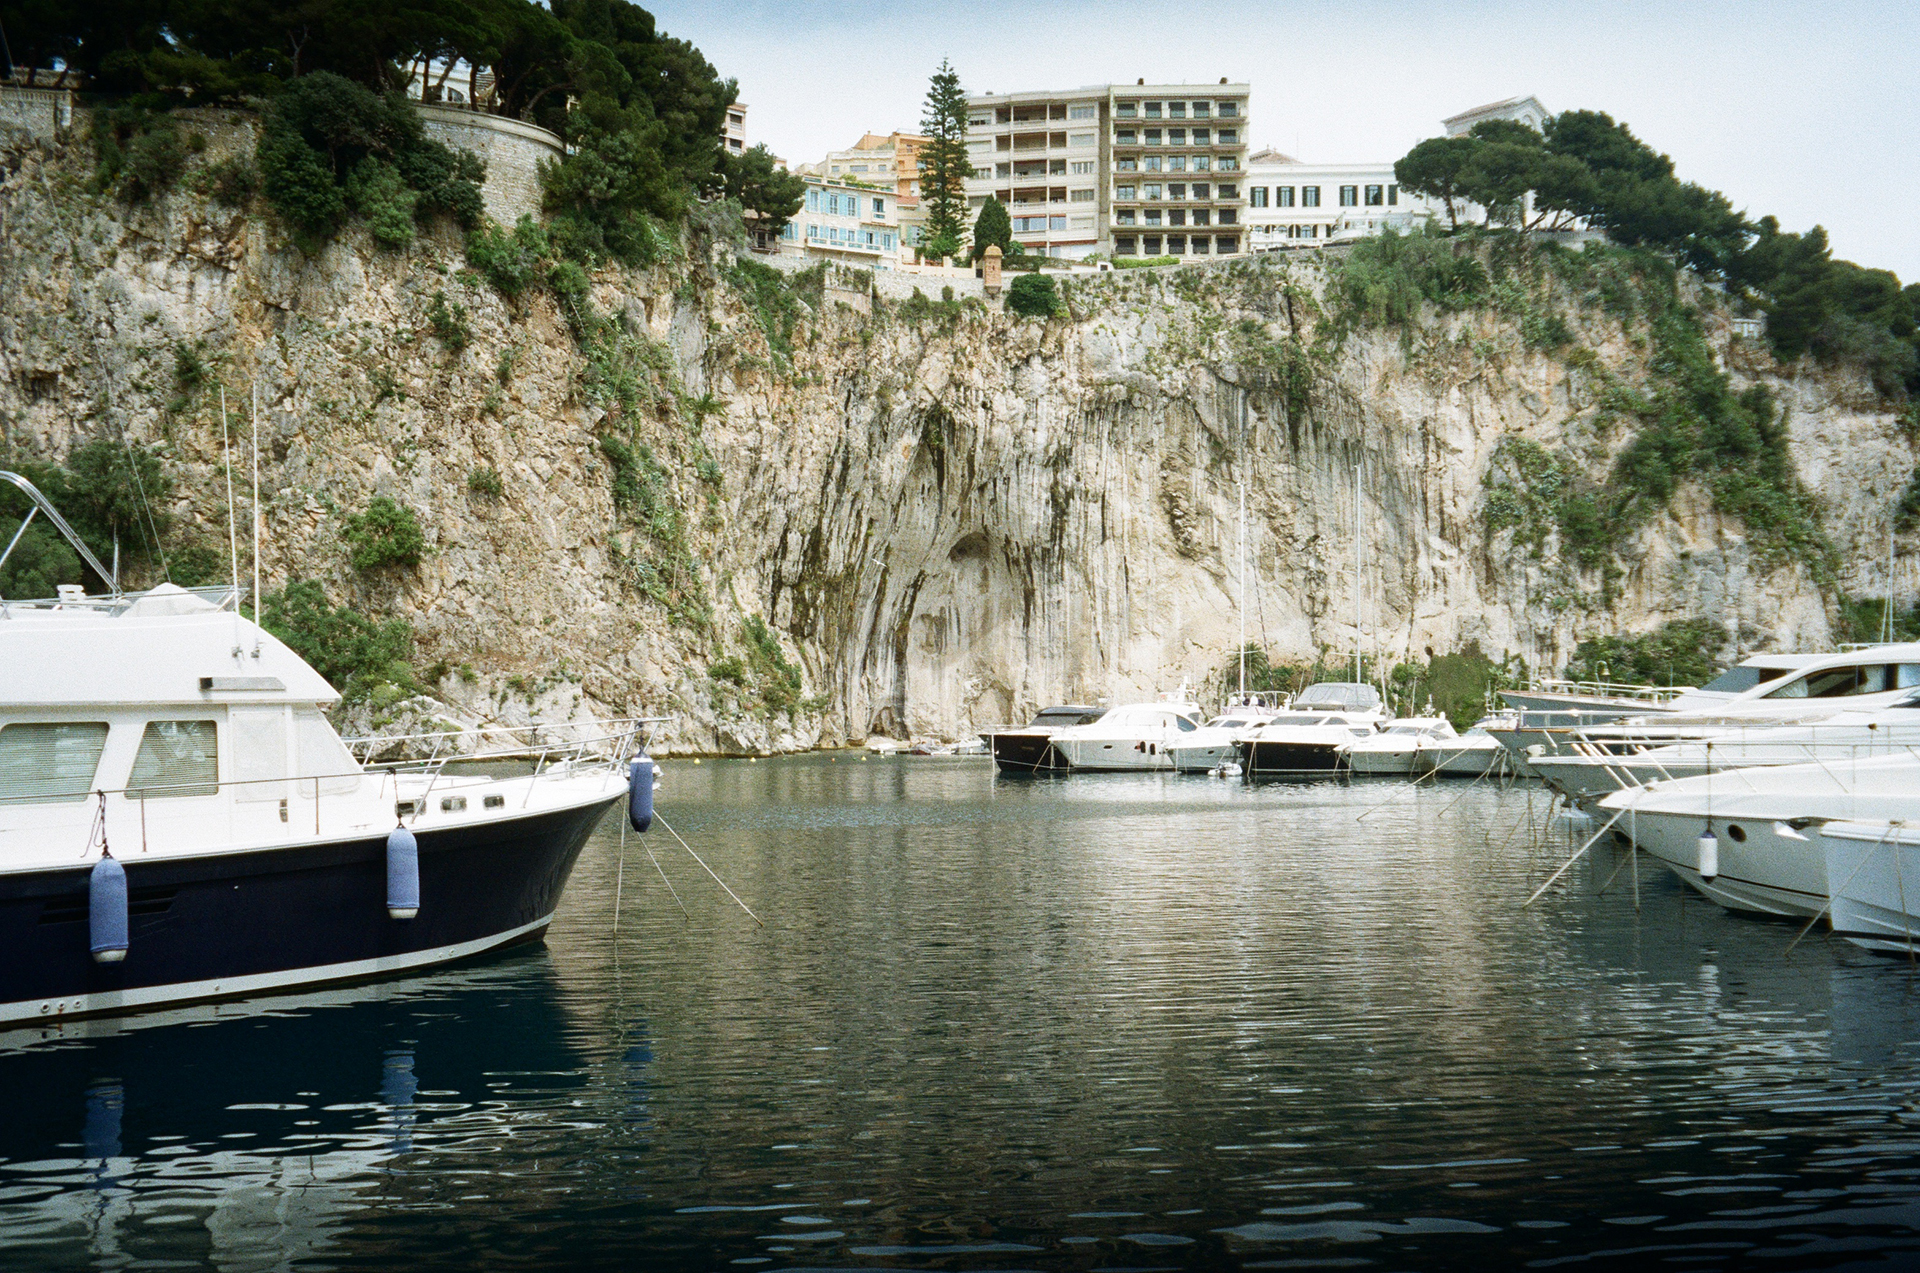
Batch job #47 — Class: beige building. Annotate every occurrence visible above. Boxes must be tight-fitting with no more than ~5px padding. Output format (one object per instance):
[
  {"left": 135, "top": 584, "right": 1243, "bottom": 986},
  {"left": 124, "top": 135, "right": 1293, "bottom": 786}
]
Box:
[
  {"left": 723, "top": 102, "right": 748, "bottom": 155},
  {"left": 964, "top": 80, "right": 1250, "bottom": 260},
  {"left": 823, "top": 131, "right": 930, "bottom": 258}
]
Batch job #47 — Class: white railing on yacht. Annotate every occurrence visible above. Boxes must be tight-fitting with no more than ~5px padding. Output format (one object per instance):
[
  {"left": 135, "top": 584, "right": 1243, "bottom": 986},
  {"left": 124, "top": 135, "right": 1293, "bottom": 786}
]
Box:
[
  {"left": 1525, "top": 677, "right": 1688, "bottom": 704},
  {"left": 344, "top": 717, "right": 665, "bottom": 769}
]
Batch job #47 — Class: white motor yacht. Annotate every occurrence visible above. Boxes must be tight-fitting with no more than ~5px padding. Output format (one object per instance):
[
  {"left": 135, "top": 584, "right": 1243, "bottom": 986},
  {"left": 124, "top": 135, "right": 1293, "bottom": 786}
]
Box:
[
  {"left": 1528, "top": 645, "right": 1920, "bottom": 802},
  {"left": 1340, "top": 717, "right": 1458, "bottom": 776},
  {"left": 1599, "top": 752, "right": 1920, "bottom": 917},
  {"left": 1239, "top": 684, "right": 1386, "bottom": 773},
  {"left": 1424, "top": 716, "right": 1514, "bottom": 777},
  {"left": 1050, "top": 701, "right": 1205, "bottom": 771},
  {"left": 1168, "top": 707, "right": 1280, "bottom": 773}
]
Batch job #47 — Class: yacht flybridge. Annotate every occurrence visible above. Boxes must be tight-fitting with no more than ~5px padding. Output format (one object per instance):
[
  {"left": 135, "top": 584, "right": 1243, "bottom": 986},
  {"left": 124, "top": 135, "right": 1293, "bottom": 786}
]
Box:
[{"left": 0, "top": 572, "right": 645, "bottom": 1026}]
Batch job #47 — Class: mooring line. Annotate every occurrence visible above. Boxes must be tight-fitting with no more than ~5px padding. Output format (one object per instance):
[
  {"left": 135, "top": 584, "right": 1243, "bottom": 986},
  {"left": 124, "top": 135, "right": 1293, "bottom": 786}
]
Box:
[
  {"left": 656, "top": 812, "right": 764, "bottom": 927},
  {"left": 1525, "top": 809, "right": 1626, "bottom": 906}
]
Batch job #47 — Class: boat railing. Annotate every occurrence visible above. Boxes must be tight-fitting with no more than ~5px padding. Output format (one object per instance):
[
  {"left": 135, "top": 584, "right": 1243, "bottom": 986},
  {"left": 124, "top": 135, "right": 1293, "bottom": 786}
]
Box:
[
  {"left": 343, "top": 717, "right": 667, "bottom": 769},
  {"left": 1526, "top": 677, "right": 1689, "bottom": 704}
]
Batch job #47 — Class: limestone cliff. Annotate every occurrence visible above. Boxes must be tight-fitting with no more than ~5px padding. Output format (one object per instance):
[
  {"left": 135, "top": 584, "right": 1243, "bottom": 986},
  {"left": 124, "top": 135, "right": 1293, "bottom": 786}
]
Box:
[{"left": 1, "top": 119, "right": 1912, "bottom": 753}]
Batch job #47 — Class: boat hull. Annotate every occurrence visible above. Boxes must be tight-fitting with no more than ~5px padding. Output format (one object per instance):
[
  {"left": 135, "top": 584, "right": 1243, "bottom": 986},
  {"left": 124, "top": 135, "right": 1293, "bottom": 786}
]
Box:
[
  {"left": 1629, "top": 811, "right": 1827, "bottom": 918},
  {"left": 1343, "top": 747, "right": 1416, "bottom": 776},
  {"left": 988, "top": 731, "right": 1068, "bottom": 774},
  {"left": 1054, "top": 737, "right": 1175, "bottom": 771},
  {"left": 1169, "top": 742, "right": 1237, "bottom": 773},
  {"left": 1826, "top": 832, "right": 1920, "bottom": 953},
  {"left": 1243, "top": 741, "right": 1344, "bottom": 773},
  {"left": 0, "top": 796, "right": 617, "bottom": 1025}
]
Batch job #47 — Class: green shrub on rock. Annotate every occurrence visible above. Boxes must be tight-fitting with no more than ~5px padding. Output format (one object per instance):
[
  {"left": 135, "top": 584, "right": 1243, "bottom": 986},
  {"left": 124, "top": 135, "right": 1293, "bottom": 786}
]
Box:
[
  {"left": 1007, "top": 272, "right": 1060, "bottom": 318},
  {"left": 342, "top": 497, "right": 425, "bottom": 571}
]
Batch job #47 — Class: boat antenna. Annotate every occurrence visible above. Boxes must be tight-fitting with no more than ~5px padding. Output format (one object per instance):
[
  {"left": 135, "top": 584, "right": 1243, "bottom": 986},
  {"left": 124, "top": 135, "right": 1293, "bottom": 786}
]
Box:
[
  {"left": 221, "top": 386, "right": 241, "bottom": 648},
  {"left": 250, "top": 382, "right": 262, "bottom": 653}
]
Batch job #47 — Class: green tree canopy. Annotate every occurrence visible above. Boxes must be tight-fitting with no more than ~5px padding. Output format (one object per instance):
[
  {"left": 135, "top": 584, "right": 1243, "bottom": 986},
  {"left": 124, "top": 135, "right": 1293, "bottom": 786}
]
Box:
[{"left": 720, "top": 144, "right": 805, "bottom": 238}]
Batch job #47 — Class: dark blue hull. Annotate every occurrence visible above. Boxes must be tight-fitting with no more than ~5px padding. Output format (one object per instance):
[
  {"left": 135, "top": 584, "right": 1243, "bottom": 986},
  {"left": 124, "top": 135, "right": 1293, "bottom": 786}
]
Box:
[{"left": 0, "top": 796, "right": 618, "bottom": 1023}]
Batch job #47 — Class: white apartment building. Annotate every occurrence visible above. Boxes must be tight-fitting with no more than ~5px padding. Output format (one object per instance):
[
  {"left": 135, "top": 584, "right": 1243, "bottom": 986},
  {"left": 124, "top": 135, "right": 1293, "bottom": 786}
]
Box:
[
  {"left": 1443, "top": 95, "right": 1547, "bottom": 138},
  {"left": 1243, "top": 150, "right": 1435, "bottom": 250},
  {"left": 778, "top": 175, "right": 903, "bottom": 268},
  {"left": 963, "top": 81, "right": 1250, "bottom": 260},
  {"left": 723, "top": 102, "right": 748, "bottom": 155}
]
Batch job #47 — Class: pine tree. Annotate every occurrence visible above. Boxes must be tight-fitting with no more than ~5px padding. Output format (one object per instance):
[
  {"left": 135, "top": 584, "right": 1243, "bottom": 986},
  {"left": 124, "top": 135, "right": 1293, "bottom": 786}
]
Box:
[
  {"left": 918, "top": 58, "right": 971, "bottom": 260},
  {"left": 970, "top": 196, "right": 1013, "bottom": 262}
]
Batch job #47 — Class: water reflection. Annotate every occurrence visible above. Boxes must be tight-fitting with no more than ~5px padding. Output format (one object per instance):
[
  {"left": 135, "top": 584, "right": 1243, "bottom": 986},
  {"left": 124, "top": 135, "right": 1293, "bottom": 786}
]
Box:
[{"left": 6, "top": 757, "right": 1920, "bottom": 1270}]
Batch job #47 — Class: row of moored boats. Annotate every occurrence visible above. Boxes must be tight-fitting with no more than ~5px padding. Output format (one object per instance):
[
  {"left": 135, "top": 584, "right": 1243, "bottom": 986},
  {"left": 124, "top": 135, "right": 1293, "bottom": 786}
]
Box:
[{"left": 982, "top": 684, "right": 1510, "bottom": 778}]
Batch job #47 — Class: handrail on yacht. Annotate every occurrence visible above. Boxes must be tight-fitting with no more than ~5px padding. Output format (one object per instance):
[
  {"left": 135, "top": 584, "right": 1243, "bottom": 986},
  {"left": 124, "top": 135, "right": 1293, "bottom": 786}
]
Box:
[{"left": 0, "top": 470, "right": 119, "bottom": 594}]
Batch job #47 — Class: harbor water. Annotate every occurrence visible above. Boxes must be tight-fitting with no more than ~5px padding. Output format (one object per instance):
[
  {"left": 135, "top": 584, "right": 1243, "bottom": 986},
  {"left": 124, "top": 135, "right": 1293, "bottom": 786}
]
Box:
[{"left": 7, "top": 755, "right": 1920, "bottom": 1270}]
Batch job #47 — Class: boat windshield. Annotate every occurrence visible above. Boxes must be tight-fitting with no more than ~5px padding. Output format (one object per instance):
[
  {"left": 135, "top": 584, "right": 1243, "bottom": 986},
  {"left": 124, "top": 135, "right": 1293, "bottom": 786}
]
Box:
[
  {"left": 1030, "top": 706, "right": 1104, "bottom": 727},
  {"left": 1764, "top": 663, "right": 1920, "bottom": 698},
  {"left": 1206, "top": 716, "right": 1250, "bottom": 729},
  {"left": 1293, "top": 683, "right": 1383, "bottom": 712}
]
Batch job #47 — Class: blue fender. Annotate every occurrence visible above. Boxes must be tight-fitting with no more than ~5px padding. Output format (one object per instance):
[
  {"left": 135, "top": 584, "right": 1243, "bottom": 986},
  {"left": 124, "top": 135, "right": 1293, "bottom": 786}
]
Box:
[
  {"left": 387, "top": 825, "right": 420, "bottom": 919},
  {"left": 89, "top": 853, "right": 128, "bottom": 963},
  {"left": 628, "top": 756, "right": 655, "bottom": 832}
]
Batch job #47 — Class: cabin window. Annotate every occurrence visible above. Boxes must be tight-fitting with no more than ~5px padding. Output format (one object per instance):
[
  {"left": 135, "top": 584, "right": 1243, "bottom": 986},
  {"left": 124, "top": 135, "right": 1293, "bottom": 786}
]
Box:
[
  {"left": 231, "top": 706, "right": 288, "bottom": 802},
  {"left": 129, "top": 721, "right": 219, "bottom": 798},
  {"left": 294, "top": 708, "right": 361, "bottom": 796},
  {"left": 0, "top": 722, "right": 108, "bottom": 803},
  {"left": 1766, "top": 664, "right": 1915, "bottom": 698}
]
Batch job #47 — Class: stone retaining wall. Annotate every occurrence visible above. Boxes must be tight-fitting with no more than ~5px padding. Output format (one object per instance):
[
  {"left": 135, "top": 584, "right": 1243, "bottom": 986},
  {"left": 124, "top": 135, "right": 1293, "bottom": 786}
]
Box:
[
  {"left": 0, "top": 86, "right": 74, "bottom": 141},
  {"left": 416, "top": 105, "right": 563, "bottom": 226}
]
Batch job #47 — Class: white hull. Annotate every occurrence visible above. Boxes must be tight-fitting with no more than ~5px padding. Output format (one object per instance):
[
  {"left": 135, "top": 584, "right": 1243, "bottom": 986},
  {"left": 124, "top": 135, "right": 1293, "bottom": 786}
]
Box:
[
  {"left": 1430, "top": 742, "right": 1504, "bottom": 777},
  {"left": 1169, "top": 742, "right": 1237, "bottom": 772},
  {"left": 1628, "top": 811, "right": 1828, "bottom": 917},
  {"left": 1344, "top": 747, "right": 1417, "bottom": 776},
  {"left": 1054, "top": 737, "right": 1176, "bottom": 771},
  {"left": 1825, "top": 825, "right": 1920, "bottom": 953}
]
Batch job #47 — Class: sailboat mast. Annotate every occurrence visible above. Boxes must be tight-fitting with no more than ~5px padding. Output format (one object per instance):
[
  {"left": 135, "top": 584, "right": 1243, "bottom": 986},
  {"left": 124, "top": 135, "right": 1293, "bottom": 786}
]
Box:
[
  {"left": 1238, "top": 480, "right": 1246, "bottom": 700},
  {"left": 1353, "top": 463, "right": 1361, "bottom": 685}
]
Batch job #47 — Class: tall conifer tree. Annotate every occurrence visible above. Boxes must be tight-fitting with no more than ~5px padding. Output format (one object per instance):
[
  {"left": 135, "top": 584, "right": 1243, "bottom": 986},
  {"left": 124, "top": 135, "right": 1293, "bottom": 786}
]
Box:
[{"left": 918, "top": 58, "right": 970, "bottom": 260}]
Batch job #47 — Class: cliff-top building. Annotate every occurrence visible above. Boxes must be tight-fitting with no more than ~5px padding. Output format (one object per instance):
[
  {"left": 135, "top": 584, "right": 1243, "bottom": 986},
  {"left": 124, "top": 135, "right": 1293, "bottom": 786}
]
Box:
[{"left": 963, "top": 80, "right": 1250, "bottom": 261}]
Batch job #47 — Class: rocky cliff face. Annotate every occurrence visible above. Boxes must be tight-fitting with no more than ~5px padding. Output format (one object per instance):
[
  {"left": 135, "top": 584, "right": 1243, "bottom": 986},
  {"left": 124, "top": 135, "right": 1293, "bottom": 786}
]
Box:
[{"left": 1, "top": 120, "right": 1912, "bottom": 752}]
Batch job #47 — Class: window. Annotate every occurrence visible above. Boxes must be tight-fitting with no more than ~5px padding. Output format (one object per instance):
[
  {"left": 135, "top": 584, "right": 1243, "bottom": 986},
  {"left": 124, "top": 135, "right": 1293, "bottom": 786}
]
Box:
[
  {"left": 1145, "top": 129, "right": 1161, "bottom": 145},
  {"left": 1115, "top": 157, "right": 1136, "bottom": 172},
  {"left": 1115, "top": 235, "right": 1137, "bottom": 254},
  {"left": 1116, "top": 129, "right": 1137, "bottom": 145},
  {"left": 1388, "top": 184, "right": 1399, "bottom": 206},
  {"left": 1274, "top": 185, "right": 1293, "bottom": 207},
  {"left": 1192, "top": 182, "right": 1210, "bottom": 199},
  {"left": 1218, "top": 208, "right": 1236, "bottom": 225},
  {"left": 873, "top": 197, "right": 885, "bottom": 217},
  {"left": 1192, "top": 128, "right": 1210, "bottom": 145},
  {"left": 1168, "top": 235, "right": 1186, "bottom": 254},
  {"left": 1115, "top": 184, "right": 1136, "bottom": 200},
  {"left": 1050, "top": 158, "right": 1067, "bottom": 175},
  {"left": 969, "top": 115, "right": 990, "bottom": 127},
  {"left": 806, "top": 189, "right": 820, "bottom": 211},
  {"left": 782, "top": 222, "right": 796, "bottom": 240},
  {"left": 1217, "top": 129, "right": 1238, "bottom": 145},
  {"left": 1192, "top": 208, "right": 1210, "bottom": 226},
  {"left": 1192, "top": 155, "right": 1210, "bottom": 172},
  {"left": 1217, "top": 101, "right": 1238, "bottom": 118},
  {"left": 1191, "top": 235, "right": 1209, "bottom": 254},
  {"left": 1168, "top": 209, "right": 1186, "bottom": 227},
  {"left": 1168, "top": 183, "right": 1185, "bottom": 200},
  {"left": 1049, "top": 215, "right": 1066, "bottom": 230},
  {"left": 1069, "top": 104, "right": 1096, "bottom": 120},
  {"left": 1116, "top": 209, "right": 1136, "bottom": 225},
  {"left": 1070, "top": 188, "right": 1095, "bottom": 202},
  {"left": 1365, "top": 184, "right": 1383, "bottom": 206},
  {"left": 973, "top": 168, "right": 991, "bottom": 180},
  {"left": 1216, "top": 156, "right": 1238, "bottom": 171},
  {"left": 1217, "top": 182, "right": 1238, "bottom": 199},
  {"left": 1144, "top": 102, "right": 1162, "bottom": 119},
  {"left": 1339, "top": 185, "right": 1358, "bottom": 206},
  {"left": 1216, "top": 235, "right": 1239, "bottom": 255},
  {"left": 1167, "top": 155, "right": 1186, "bottom": 172},
  {"left": 1145, "top": 183, "right": 1162, "bottom": 200},
  {"left": 1145, "top": 209, "right": 1162, "bottom": 226},
  {"left": 1069, "top": 132, "right": 1096, "bottom": 147},
  {"left": 1192, "top": 102, "right": 1211, "bottom": 119},
  {"left": 1303, "top": 186, "right": 1320, "bottom": 207},
  {"left": 1169, "top": 128, "right": 1186, "bottom": 145},
  {"left": 1070, "top": 160, "right": 1094, "bottom": 174},
  {"left": 1144, "top": 235, "right": 1162, "bottom": 253},
  {"left": 1168, "top": 102, "right": 1186, "bottom": 119},
  {"left": 1145, "top": 155, "right": 1162, "bottom": 172},
  {"left": 0, "top": 722, "right": 108, "bottom": 804},
  {"left": 851, "top": 164, "right": 868, "bottom": 172},
  {"left": 130, "top": 720, "right": 218, "bottom": 799},
  {"left": 1116, "top": 101, "right": 1137, "bottom": 118}
]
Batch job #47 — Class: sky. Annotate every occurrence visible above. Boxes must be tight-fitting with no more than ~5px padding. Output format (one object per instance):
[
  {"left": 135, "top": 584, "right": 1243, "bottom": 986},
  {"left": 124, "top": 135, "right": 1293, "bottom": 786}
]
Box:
[{"left": 653, "top": 0, "right": 1920, "bottom": 284}]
